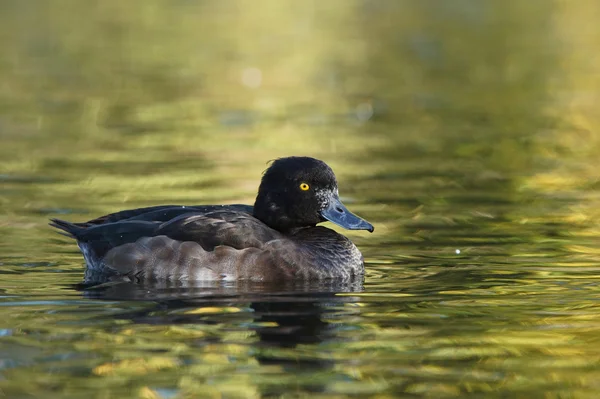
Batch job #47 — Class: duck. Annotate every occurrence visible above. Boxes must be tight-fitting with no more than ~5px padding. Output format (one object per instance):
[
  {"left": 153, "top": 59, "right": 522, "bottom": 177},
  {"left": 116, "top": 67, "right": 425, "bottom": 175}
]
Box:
[{"left": 50, "top": 156, "right": 374, "bottom": 283}]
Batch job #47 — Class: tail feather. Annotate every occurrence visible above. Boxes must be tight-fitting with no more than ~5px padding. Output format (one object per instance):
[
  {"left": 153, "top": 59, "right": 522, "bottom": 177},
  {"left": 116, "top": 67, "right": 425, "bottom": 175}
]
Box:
[{"left": 49, "top": 218, "right": 85, "bottom": 239}]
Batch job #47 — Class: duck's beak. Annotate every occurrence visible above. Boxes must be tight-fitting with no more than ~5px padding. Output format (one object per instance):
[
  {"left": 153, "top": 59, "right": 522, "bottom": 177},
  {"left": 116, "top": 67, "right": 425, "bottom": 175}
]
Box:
[{"left": 320, "top": 194, "right": 374, "bottom": 232}]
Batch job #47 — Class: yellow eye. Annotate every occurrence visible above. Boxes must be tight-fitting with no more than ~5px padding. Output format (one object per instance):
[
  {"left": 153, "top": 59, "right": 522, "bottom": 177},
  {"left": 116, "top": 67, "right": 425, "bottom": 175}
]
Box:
[{"left": 299, "top": 182, "right": 310, "bottom": 191}]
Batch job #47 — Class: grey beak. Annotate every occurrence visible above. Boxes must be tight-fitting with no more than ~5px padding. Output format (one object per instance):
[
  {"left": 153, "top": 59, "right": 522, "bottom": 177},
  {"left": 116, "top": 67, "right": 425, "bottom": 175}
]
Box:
[{"left": 320, "top": 195, "right": 374, "bottom": 232}]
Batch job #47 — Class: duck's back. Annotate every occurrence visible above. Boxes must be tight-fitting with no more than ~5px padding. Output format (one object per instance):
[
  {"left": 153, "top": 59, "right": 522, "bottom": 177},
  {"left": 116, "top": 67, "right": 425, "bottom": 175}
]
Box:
[{"left": 77, "top": 204, "right": 254, "bottom": 226}]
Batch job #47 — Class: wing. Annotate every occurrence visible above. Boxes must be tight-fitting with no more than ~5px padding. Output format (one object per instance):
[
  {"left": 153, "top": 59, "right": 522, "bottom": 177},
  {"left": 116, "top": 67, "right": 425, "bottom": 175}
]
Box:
[
  {"left": 53, "top": 209, "right": 287, "bottom": 281},
  {"left": 157, "top": 210, "right": 283, "bottom": 251},
  {"left": 102, "top": 212, "right": 288, "bottom": 281},
  {"left": 51, "top": 205, "right": 255, "bottom": 256}
]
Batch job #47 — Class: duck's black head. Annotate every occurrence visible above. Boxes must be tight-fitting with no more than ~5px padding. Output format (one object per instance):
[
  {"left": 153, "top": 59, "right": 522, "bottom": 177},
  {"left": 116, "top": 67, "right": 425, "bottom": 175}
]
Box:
[{"left": 253, "top": 156, "right": 374, "bottom": 233}]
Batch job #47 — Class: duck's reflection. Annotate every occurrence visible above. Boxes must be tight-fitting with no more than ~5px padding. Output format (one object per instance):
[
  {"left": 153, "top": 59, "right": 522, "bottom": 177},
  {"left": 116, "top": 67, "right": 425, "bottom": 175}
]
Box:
[{"left": 81, "top": 279, "right": 363, "bottom": 386}]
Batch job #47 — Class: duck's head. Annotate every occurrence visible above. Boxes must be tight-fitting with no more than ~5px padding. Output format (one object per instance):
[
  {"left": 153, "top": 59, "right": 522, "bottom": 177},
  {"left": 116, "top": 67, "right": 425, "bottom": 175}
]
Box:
[{"left": 253, "top": 156, "right": 374, "bottom": 233}]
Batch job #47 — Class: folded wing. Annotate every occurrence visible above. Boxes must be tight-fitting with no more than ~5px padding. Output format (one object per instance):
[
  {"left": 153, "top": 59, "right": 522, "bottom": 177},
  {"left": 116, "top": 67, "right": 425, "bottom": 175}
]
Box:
[{"left": 52, "top": 209, "right": 288, "bottom": 282}]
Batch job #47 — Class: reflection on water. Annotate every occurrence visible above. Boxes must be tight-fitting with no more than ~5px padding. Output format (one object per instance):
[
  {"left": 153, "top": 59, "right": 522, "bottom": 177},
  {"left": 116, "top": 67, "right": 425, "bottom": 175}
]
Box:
[{"left": 2, "top": 0, "right": 600, "bottom": 397}]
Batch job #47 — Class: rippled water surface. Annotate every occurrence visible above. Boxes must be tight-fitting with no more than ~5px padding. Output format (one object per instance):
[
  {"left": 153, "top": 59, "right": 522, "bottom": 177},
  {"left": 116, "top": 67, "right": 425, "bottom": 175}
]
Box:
[{"left": 2, "top": 1, "right": 600, "bottom": 398}]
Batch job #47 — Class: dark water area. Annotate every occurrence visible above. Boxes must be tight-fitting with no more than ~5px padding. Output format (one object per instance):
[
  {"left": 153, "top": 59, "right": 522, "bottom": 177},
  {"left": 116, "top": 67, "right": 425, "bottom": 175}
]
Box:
[{"left": 2, "top": 1, "right": 600, "bottom": 398}]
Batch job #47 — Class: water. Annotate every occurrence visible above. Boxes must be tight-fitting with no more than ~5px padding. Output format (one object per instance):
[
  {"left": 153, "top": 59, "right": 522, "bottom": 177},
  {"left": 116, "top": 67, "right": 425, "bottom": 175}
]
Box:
[{"left": 2, "top": 1, "right": 600, "bottom": 397}]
